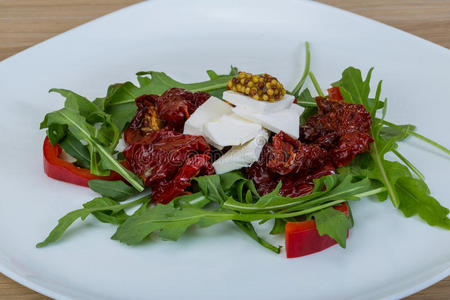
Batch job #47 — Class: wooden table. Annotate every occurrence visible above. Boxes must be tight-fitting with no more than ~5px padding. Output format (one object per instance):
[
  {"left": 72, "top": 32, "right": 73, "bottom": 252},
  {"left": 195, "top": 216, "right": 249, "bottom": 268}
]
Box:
[{"left": 0, "top": 0, "right": 449, "bottom": 299}]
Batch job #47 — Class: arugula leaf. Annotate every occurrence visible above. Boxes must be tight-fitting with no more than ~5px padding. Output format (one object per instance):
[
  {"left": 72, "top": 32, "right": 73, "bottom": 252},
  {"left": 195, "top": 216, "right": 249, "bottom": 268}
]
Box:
[
  {"left": 223, "top": 175, "right": 372, "bottom": 213},
  {"left": 193, "top": 174, "right": 228, "bottom": 205},
  {"left": 312, "top": 207, "right": 352, "bottom": 248},
  {"left": 111, "top": 189, "right": 370, "bottom": 246},
  {"left": 381, "top": 120, "right": 450, "bottom": 156},
  {"left": 335, "top": 67, "right": 373, "bottom": 107},
  {"left": 207, "top": 66, "right": 238, "bottom": 80},
  {"left": 396, "top": 177, "right": 450, "bottom": 229},
  {"left": 58, "top": 133, "right": 91, "bottom": 168},
  {"left": 333, "top": 66, "right": 450, "bottom": 230},
  {"left": 297, "top": 88, "right": 318, "bottom": 125},
  {"left": 172, "top": 192, "right": 210, "bottom": 208},
  {"left": 379, "top": 124, "right": 415, "bottom": 142},
  {"left": 44, "top": 108, "right": 144, "bottom": 191},
  {"left": 219, "top": 171, "right": 247, "bottom": 190},
  {"left": 102, "top": 81, "right": 142, "bottom": 132},
  {"left": 136, "top": 67, "right": 237, "bottom": 96},
  {"left": 36, "top": 196, "right": 148, "bottom": 247},
  {"left": 88, "top": 180, "right": 138, "bottom": 201},
  {"left": 233, "top": 221, "right": 281, "bottom": 253},
  {"left": 49, "top": 88, "right": 121, "bottom": 148},
  {"left": 111, "top": 204, "right": 235, "bottom": 244},
  {"left": 83, "top": 197, "right": 129, "bottom": 225},
  {"left": 49, "top": 89, "right": 98, "bottom": 118},
  {"left": 270, "top": 219, "right": 286, "bottom": 235},
  {"left": 46, "top": 123, "right": 67, "bottom": 145}
]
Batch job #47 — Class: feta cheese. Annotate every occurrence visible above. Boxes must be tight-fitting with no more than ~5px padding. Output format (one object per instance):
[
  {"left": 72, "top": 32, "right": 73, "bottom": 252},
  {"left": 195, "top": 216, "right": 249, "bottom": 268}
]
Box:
[
  {"left": 183, "top": 96, "right": 232, "bottom": 137},
  {"left": 204, "top": 114, "right": 262, "bottom": 147},
  {"left": 213, "top": 129, "right": 269, "bottom": 174},
  {"left": 232, "top": 104, "right": 304, "bottom": 139},
  {"left": 223, "top": 90, "right": 295, "bottom": 113}
]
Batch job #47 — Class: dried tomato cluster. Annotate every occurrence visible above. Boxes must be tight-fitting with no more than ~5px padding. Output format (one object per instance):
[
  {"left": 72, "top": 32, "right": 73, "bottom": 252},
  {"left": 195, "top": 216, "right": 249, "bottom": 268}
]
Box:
[
  {"left": 124, "top": 88, "right": 210, "bottom": 144},
  {"left": 248, "top": 87, "right": 373, "bottom": 197},
  {"left": 123, "top": 89, "right": 214, "bottom": 204},
  {"left": 300, "top": 94, "right": 373, "bottom": 167},
  {"left": 248, "top": 132, "right": 335, "bottom": 197}
]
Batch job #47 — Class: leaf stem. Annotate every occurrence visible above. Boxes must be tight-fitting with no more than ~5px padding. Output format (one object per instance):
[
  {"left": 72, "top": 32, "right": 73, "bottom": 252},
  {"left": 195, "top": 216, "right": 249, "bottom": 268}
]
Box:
[
  {"left": 59, "top": 110, "right": 144, "bottom": 191},
  {"left": 392, "top": 149, "right": 425, "bottom": 180},
  {"left": 309, "top": 71, "right": 324, "bottom": 97},
  {"left": 36, "top": 195, "right": 149, "bottom": 248},
  {"left": 223, "top": 185, "right": 384, "bottom": 213},
  {"left": 291, "top": 42, "right": 311, "bottom": 97},
  {"left": 381, "top": 120, "right": 450, "bottom": 155},
  {"left": 370, "top": 133, "right": 400, "bottom": 208},
  {"left": 269, "top": 200, "right": 345, "bottom": 219}
]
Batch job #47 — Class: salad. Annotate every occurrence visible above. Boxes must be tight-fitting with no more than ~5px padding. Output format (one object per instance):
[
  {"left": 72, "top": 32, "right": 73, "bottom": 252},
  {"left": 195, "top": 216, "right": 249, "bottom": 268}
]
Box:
[{"left": 38, "top": 43, "right": 450, "bottom": 258}]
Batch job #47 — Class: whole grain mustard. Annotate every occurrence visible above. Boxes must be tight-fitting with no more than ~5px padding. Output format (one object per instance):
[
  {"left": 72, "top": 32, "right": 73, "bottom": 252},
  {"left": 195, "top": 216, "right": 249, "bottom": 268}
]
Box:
[{"left": 226, "top": 72, "right": 286, "bottom": 102}]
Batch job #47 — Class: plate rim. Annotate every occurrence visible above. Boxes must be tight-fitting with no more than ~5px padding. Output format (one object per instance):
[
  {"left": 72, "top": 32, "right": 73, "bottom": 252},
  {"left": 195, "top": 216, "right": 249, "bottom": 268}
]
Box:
[{"left": 0, "top": 0, "right": 448, "bottom": 299}]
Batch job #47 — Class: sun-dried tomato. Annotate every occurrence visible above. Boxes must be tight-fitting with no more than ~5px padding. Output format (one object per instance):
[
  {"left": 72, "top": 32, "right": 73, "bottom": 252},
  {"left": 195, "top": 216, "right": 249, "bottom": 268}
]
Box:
[
  {"left": 156, "top": 88, "right": 210, "bottom": 131},
  {"left": 124, "top": 94, "right": 162, "bottom": 144},
  {"left": 123, "top": 128, "right": 214, "bottom": 203},
  {"left": 300, "top": 96, "right": 373, "bottom": 166},
  {"left": 266, "top": 131, "right": 328, "bottom": 176},
  {"left": 124, "top": 89, "right": 211, "bottom": 144},
  {"left": 327, "top": 86, "right": 343, "bottom": 101},
  {"left": 151, "top": 154, "right": 214, "bottom": 204},
  {"left": 248, "top": 142, "right": 334, "bottom": 198},
  {"left": 249, "top": 88, "right": 373, "bottom": 197}
]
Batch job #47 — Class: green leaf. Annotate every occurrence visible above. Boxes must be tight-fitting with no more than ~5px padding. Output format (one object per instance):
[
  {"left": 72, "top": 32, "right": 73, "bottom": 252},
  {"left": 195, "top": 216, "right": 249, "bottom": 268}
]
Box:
[
  {"left": 379, "top": 124, "right": 416, "bottom": 145},
  {"left": 49, "top": 88, "right": 98, "bottom": 118},
  {"left": 233, "top": 221, "right": 281, "bottom": 253},
  {"left": 59, "top": 133, "right": 91, "bottom": 169},
  {"left": 36, "top": 196, "right": 147, "bottom": 247},
  {"left": 255, "top": 181, "right": 283, "bottom": 207},
  {"left": 135, "top": 70, "right": 236, "bottom": 96},
  {"left": 219, "top": 171, "right": 247, "bottom": 190},
  {"left": 193, "top": 174, "right": 228, "bottom": 205},
  {"left": 312, "top": 206, "right": 352, "bottom": 248},
  {"left": 297, "top": 88, "right": 318, "bottom": 124},
  {"left": 334, "top": 67, "right": 371, "bottom": 107},
  {"left": 270, "top": 219, "right": 286, "bottom": 235},
  {"left": 46, "top": 88, "right": 121, "bottom": 150},
  {"left": 396, "top": 177, "right": 450, "bottom": 229},
  {"left": 88, "top": 180, "right": 138, "bottom": 201},
  {"left": 45, "top": 108, "right": 144, "bottom": 191},
  {"left": 46, "top": 123, "right": 67, "bottom": 145},
  {"left": 112, "top": 204, "right": 235, "bottom": 244},
  {"left": 223, "top": 175, "right": 372, "bottom": 213},
  {"left": 103, "top": 81, "right": 142, "bottom": 131},
  {"left": 172, "top": 192, "right": 210, "bottom": 208},
  {"left": 83, "top": 197, "right": 129, "bottom": 225},
  {"left": 206, "top": 70, "right": 219, "bottom": 80}
]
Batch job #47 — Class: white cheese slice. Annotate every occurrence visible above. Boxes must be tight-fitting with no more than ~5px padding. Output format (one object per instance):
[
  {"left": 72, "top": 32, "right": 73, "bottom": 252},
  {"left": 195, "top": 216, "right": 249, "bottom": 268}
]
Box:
[
  {"left": 203, "top": 114, "right": 262, "bottom": 147},
  {"left": 223, "top": 90, "right": 295, "bottom": 113},
  {"left": 213, "top": 129, "right": 269, "bottom": 174},
  {"left": 232, "top": 103, "right": 304, "bottom": 139},
  {"left": 183, "top": 96, "right": 232, "bottom": 137}
]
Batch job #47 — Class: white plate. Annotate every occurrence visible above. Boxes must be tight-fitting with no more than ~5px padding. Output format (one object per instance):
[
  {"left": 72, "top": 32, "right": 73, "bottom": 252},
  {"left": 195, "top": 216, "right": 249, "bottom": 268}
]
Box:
[{"left": 0, "top": 0, "right": 449, "bottom": 299}]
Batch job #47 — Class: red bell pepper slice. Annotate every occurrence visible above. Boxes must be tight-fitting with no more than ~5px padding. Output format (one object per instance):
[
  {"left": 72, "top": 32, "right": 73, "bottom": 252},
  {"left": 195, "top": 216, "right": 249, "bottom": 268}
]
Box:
[
  {"left": 43, "top": 136, "right": 121, "bottom": 187},
  {"left": 285, "top": 203, "right": 349, "bottom": 258}
]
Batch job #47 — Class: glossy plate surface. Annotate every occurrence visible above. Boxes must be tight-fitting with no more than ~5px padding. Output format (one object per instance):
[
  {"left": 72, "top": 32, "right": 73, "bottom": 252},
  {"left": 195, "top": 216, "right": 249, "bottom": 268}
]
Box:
[{"left": 0, "top": 0, "right": 449, "bottom": 299}]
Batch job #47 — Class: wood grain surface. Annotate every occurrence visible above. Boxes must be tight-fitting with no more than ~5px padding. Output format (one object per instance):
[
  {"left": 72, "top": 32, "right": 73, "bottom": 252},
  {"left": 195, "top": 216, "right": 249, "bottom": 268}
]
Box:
[{"left": 0, "top": 0, "right": 449, "bottom": 299}]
